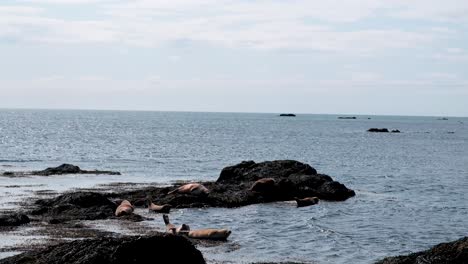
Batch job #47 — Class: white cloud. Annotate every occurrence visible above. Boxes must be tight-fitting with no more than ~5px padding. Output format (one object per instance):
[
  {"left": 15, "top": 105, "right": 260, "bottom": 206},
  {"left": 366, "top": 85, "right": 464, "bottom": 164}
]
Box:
[{"left": 0, "top": 0, "right": 462, "bottom": 53}]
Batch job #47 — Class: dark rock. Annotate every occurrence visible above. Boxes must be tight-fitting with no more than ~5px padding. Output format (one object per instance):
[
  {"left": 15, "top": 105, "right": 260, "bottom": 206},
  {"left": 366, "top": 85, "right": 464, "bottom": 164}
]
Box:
[
  {"left": 0, "top": 213, "right": 30, "bottom": 227},
  {"left": 4, "top": 164, "right": 121, "bottom": 177},
  {"left": 279, "top": 114, "right": 296, "bottom": 117},
  {"left": 376, "top": 237, "right": 468, "bottom": 264},
  {"left": 32, "top": 192, "right": 117, "bottom": 222},
  {"left": 391, "top": 130, "right": 401, "bottom": 133},
  {"left": 338, "top": 116, "right": 356, "bottom": 119},
  {"left": 111, "top": 160, "right": 354, "bottom": 209},
  {"left": 368, "top": 128, "right": 390, "bottom": 133},
  {"left": 0, "top": 233, "right": 206, "bottom": 264},
  {"left": 34, "top": 164, "right": 121, "bottom": 176}
]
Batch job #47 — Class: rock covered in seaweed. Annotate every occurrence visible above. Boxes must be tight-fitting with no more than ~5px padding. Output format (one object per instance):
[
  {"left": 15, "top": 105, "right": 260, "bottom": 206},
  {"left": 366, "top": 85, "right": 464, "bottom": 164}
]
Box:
[
  {"left": 0, "top": 233, "right": 206, "bottom": 264},
  {"left": 375, "top": 236, "right": 468, "bottom": 264}
]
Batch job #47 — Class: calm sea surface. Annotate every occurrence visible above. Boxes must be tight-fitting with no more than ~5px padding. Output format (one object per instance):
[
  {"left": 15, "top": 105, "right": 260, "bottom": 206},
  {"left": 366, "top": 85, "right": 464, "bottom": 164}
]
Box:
[{"left": 0, "top": 110, "right": 467, "bottom": 263}]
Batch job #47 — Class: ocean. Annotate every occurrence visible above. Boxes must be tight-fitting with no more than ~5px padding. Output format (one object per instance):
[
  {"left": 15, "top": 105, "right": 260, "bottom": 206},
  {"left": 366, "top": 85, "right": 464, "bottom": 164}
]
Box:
[{"left": 0, "top": 109, "right": 467, "bottom": 263}]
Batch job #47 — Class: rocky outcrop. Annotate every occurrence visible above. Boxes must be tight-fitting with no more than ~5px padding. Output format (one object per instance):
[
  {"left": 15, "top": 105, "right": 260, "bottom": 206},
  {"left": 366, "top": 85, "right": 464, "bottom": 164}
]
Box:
[
  {"left": 0, "top": 213, "right": 30, "bottom": 227},
  {"left": 376, "top": 237, "right": 468, "bottom": 264},
  {"left": 2, "top": 164, "right": 120, "bottom": 177},
  {"left": 279, "top": 114, "right": 296, "bottom": 117},
  {"left": 338, "top": 116, "right": 356, "bottom": 119},
  {"left": 113, "top": 160, "right": 355, "bottom": 208},
  {"left": 0, "top": 233, "right": 206, "bottom": 264},
  {"left": 368, "top": 128, "right": 390, "bottom": 132}
]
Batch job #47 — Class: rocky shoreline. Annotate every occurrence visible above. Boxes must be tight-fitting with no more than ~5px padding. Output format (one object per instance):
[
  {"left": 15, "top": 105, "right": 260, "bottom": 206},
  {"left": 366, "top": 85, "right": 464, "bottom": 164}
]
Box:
[{"left": 1, "top": 161, "right": 465, "bottom": 263}]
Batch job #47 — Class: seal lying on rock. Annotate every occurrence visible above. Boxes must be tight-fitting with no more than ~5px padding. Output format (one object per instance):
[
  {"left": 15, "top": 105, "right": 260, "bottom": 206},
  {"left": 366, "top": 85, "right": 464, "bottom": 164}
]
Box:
[
  {"left": 295, "top": 197, "right": 319, "bottom": 207},
  {"left": 115, "top": 200, "right": 134, "bottom": 217},
  {"left": 167, "top": 183, "right": 209, "bottom": 196},
  {"left": 163, "top": 215, "right": 231, "bottom": 240},
  {"left": 249, "top": 178, "right": 275, "bottom": 193},
  {"left": 147, "top": 198, "right": 171, "bottom": 214}
]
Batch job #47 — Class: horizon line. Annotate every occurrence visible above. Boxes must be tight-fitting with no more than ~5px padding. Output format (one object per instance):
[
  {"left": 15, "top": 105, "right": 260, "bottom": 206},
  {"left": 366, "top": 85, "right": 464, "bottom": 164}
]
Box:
[{"left": 0, "top": 107, "right": 465, "bottom": 118}]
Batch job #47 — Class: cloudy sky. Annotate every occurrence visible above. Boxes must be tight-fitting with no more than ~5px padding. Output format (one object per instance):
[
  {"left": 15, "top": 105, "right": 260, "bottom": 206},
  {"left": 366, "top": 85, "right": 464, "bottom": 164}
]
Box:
[{"left": 1, "top": 0, "right": 467, "bottom": 116}]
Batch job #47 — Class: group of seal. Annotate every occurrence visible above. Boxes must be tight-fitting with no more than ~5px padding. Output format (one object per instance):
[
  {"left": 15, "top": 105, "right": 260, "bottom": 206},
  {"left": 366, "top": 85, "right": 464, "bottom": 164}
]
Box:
[
  {"left": 114, "top": 181, "right": 318, "bottom": 240},
  {"left": 114, "top": 183, "right": 231, "bottom": 240}
]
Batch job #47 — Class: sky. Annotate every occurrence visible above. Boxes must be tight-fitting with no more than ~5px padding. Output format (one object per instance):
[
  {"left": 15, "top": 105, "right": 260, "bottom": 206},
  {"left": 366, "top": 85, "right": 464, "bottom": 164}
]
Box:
[{"left": 0, "top": 0, "right": 467, "bottom": 116}]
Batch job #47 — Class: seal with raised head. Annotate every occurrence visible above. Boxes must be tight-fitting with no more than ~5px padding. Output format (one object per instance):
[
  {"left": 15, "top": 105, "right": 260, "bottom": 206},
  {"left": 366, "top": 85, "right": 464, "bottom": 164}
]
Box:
[
  {"left": 295, "top": 197, "right": 319, "bottom": 207},
  {"left": 115, "top": 200, "right": 134, "bottom": 217},
  {"left": 249, "top": 178, "right": 275, "bottom": 193},
  {"left": 163, "top": 214, "right": 177, "bottom": 234},
  {"left": 147, "top": 197, "right": 171, "bottom": 214},
  {"left": 167, "top": 183, "right": 209, "bottom": 196}
]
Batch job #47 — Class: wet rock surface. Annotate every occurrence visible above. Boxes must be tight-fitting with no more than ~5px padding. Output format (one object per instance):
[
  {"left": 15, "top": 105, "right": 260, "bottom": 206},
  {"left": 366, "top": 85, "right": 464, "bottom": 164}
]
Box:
[
  {"left": 0, "top": 213, "right": 30, "bottom": 227},
  {"left": 111, "top": 160, "right": 355, "bottom": 208},
  {"left": 0, "top": 233, "right": 206, "bottom": 264},
  {"left": 375, "top": 237, "right": 468, "bottom": 264},
  {"left": 2, "top": 164, "right": 120, "bottom": 177}
]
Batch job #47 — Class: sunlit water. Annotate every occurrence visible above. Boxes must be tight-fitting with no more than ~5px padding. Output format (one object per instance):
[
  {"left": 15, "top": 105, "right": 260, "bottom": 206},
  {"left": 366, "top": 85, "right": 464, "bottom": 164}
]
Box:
[{"left": 0, "top": 110, "right": 467, "bottom": 263}]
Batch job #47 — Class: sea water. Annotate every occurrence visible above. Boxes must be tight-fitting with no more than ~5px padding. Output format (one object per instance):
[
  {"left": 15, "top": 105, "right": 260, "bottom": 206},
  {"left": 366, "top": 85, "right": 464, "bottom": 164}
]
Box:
[{"left": 0, "top": 109, "right": 467, "bottom": 263}]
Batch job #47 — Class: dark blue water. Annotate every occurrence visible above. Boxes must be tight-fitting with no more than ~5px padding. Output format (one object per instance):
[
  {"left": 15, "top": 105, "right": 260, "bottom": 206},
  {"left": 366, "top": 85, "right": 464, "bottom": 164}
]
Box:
[{"left": 0, "top": 110, "right": 467, "bottom": 263}]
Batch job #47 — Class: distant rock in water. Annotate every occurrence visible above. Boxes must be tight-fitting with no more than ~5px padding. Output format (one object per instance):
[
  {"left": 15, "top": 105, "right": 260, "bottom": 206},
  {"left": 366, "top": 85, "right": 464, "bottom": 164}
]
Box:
[
  {"left": 279, "top": 113, "right": 296, "bottom": 117},
  {"left": 0, "top": 233, "right": 206, "bottom": 264},
  {"left": 437, "top": 117, "right": 449, "bottom": 120},
  {"left": 391, "top": 129, "right": 401, "bottom": 133},
  {"left": 375, "top": 236, "right": 468, "bottom": 264},
  {"left": 2, "top": 164, "right": 121, "bottom": 177},
  {"left": 0, "top": 213, "right": 30, "bottom": 227},
  {"left": 338, "top": 116, "right": 356, "bottom": 119},
  {"left": 368, "top": 128, "right": 390, "bottom": 133}
]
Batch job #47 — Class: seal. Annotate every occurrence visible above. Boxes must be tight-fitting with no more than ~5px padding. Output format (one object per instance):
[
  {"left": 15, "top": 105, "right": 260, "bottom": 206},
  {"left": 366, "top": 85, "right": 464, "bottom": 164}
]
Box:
[
  {"left": 295, "top": 197, "right": 319, "bottom": 207},
  {"left": 115, "top": 200, "right": 134, "bottom": 217},
  {"left": 249, "top": 178, "right": 275, "bottom": 193},
  {"left": 163, "top": 214, "right": 177, "bottom": 234},
  {"left": 162, "top": 215, "right": 231, "bottom": 240},
  {"left": 147, "top": 198, "right": 171, "bottom": 214},
  {"left": 167, "top": 183, "right": 209, "bottom": 196},
  {"left": 185, "top": 228, "right": 232, "bottom": 241}
]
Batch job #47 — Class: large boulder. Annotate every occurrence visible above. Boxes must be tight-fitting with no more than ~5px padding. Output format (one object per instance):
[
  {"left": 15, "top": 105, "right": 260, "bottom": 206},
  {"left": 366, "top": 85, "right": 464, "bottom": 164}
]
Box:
[
  {"left": 0, "top": 233, "right": 206, "bottom": 264},
  {"left": 114, "top": 160, "right": 355, "bottom": 209},
  {"left": 376, "top": 237, "right": 468, "bottom": 264}
]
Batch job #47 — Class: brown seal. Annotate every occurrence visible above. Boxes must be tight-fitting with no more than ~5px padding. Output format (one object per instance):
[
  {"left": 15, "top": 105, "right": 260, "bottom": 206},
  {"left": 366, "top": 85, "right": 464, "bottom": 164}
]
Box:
[
  {"left": 167, "top": 183, "right": 209, "bottom": 196},
  {"left": 249, "top": 178, "right": 275, "bottom": 193},
  {"left": 163, "top": 214, "right": 177, "bottom": 234},
  {"left": 115, "top": 200, "right": 134, "bottom": 217},
  {"left": 295, "top": 197, "right": 319, "bottom": 207},
  {"left": 147, "top": 197, "right": 171, "bottom": 214},
  {"left": 185, "top": 228, "right": 232, "bottom": 240},
  {"left": 162, "top": 215, "right": 231, "bottom": 240}
]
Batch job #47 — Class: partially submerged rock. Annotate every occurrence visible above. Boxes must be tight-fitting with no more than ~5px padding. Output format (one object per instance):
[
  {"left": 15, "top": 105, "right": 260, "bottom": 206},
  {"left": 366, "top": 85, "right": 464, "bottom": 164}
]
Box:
[
  {"left": 279, "top": 114, "right": 296, "bottom": 117},
  {"left": 2, "top": 164, "right": 121, "bottom": 177},
  {"left": 376, "top": 237, "right": 468, "bottom": 264},
  {"left": 0, "top": 213, "right": 30, "bottom": 227},
  {"left": 113, "top": 160, "right": 355, "bottom": 208},
  {"left": 368, "top": 128, "right": 390, "bottom": 132},
  {"left": 0, "top": 233, "right": 206, "bottom": 264}
]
